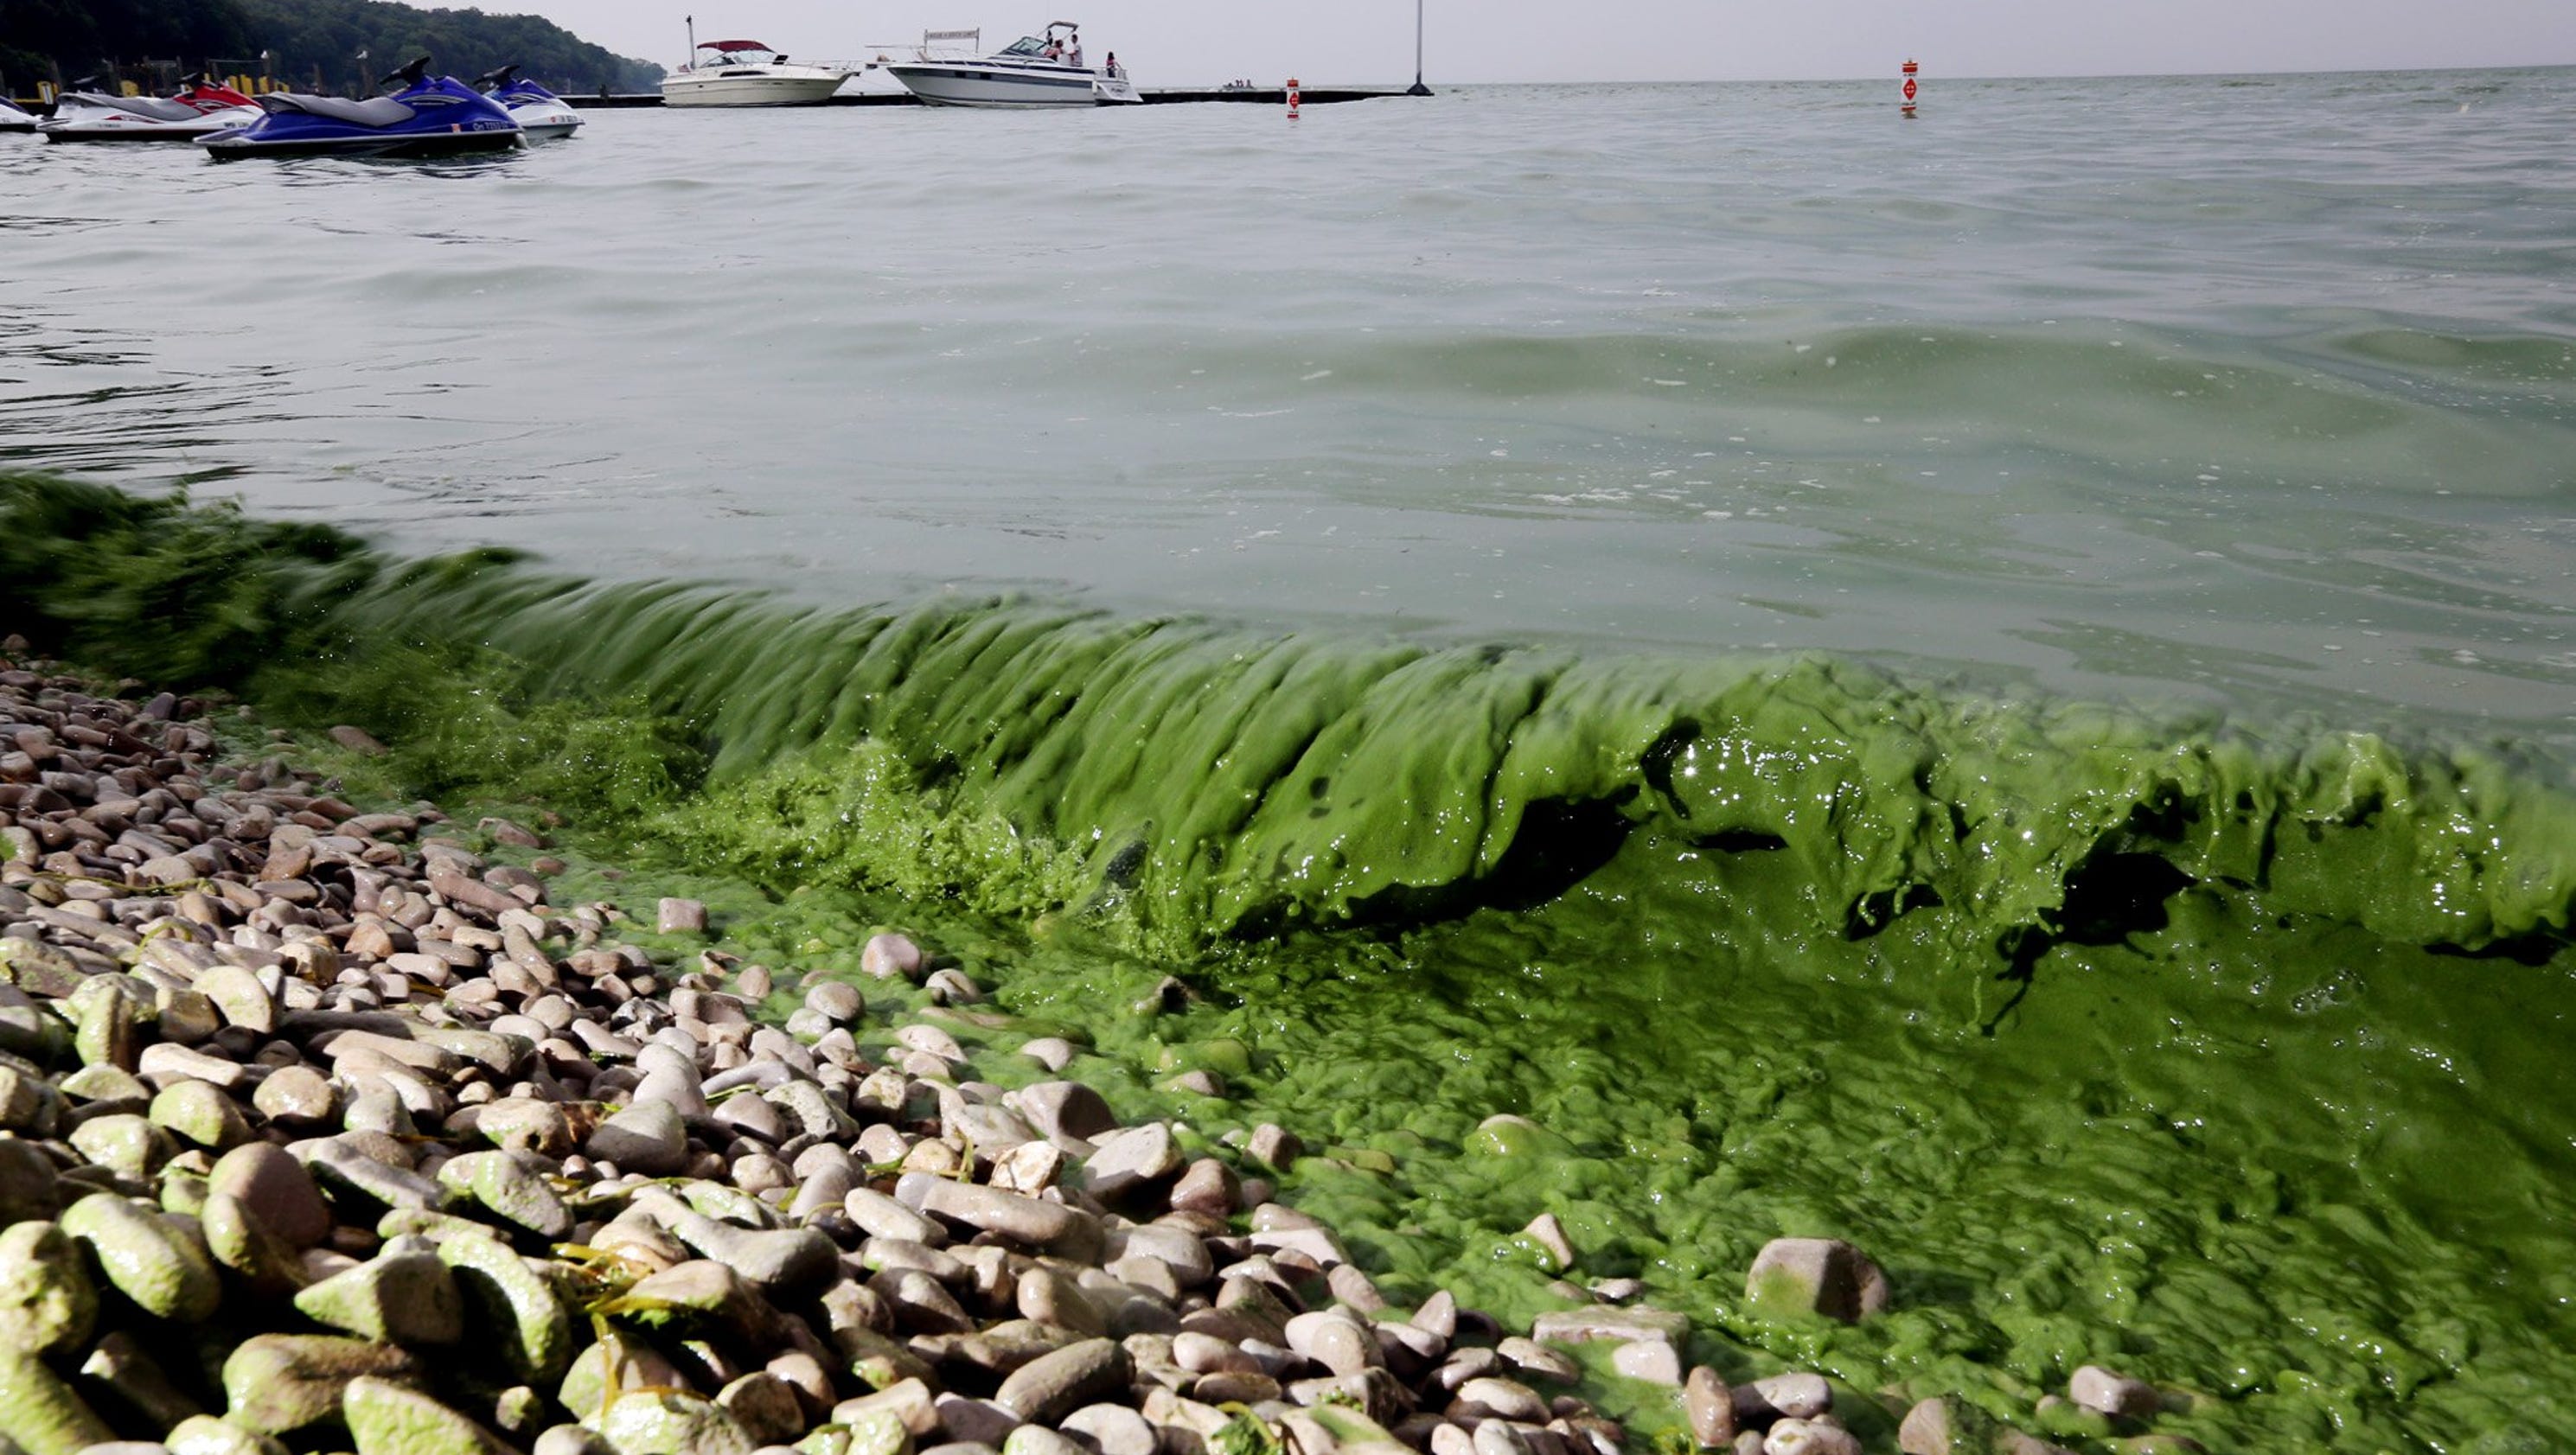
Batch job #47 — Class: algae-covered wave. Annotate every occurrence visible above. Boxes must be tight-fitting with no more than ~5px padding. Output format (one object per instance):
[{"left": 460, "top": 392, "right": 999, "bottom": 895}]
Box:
[
  {"left": 14, "top": 473, "right": 2576, "bottom": 1452},
  {"left": 5, "top": 471, "right": 2571, "bottom": 973}
]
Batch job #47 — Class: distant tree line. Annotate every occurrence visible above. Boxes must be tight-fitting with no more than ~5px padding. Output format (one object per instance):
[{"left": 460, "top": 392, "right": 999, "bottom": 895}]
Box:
[{"left": 0, "top": 0, "right": 664, "bottom": 98}]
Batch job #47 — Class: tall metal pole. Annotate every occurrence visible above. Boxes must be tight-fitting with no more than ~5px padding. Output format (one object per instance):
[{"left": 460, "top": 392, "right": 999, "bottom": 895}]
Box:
[{"left": 1407, "top": 0, "right": 1431, "bottom": 95}]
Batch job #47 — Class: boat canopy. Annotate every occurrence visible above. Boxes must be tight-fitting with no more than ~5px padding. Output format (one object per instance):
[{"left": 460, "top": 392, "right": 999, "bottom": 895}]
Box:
[{"left": 700, "top": 40, "right": 775, "bottom": 53}]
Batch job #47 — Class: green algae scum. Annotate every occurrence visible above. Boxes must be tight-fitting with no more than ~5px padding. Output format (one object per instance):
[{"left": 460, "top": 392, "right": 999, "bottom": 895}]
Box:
[{"left": 5, "top": 472, "right": 2572, "bottom": 1452}]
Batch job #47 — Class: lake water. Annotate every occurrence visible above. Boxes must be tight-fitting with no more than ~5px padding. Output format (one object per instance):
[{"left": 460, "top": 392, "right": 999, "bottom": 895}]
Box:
[{"left": 5, "top": 69, "right": 2575, "bottom": 1453}]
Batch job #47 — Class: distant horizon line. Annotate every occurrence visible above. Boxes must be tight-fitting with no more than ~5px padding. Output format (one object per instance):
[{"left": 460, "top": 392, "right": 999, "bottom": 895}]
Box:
[{"left": 1274, "top": 58, "right": 2576, "bottom": 88}]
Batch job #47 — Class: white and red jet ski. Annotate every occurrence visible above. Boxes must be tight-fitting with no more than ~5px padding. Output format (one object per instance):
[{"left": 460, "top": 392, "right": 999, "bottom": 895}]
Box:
[{"left": 40, "top": 77, "right": 263, "bottom": 143}]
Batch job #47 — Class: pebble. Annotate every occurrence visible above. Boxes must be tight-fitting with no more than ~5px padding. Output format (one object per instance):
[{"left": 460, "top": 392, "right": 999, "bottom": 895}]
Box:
[
  {"left": 2068, "top": 1364, "right": 2160, "bottom": 1420},
  {"left": 1743, "top": 1238, "right": 1889, "bottom": 1324}
]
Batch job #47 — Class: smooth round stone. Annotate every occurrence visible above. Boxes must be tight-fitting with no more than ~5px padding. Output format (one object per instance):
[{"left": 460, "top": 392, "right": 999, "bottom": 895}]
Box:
[
  {"left": 804, "top": 981, "right": 863, "bottom": 1024},
  {"left": 1172, "top": 1331, "right": 1258, "bottom": 1375},
  {"left": 208, "top": 1142, "right": 332, "bottom": 1250},
  {"left": 1738, "top": 1372, "right": 1831, "bottom": 1422},
  {"left": 1167, "top": 1158, "right": 1239, "bottom": 1217},
  {"left": 252, "top": 1064, "right": 338, "bottom": 1127},
  {"left": 2068, "top": 1365, "right": 2160, "bottom": 1420},
  {"left": 585, "top": 1098, "right": 689, "bottom": 1177},
  {"left": 1685, "top": 1366, "right": 1739, "bottom": 1447},
  {"left": 1454, "top": 1377, "right": 1551, "bottom": 1424},
  {"left": 1018, "top": 1037, "right": 1075, "bottom": 1073},
  {"left": 1059, "top": 1403, "right": 1157, "bottom": 1455},
  {"left": 1613, "top": 1339, "right": 1684, "bottom": 1386},
  {"left": 993, "top": 1338, "right": 1130, "bottom": 1425},
  {"left": 860, "top": 934, "right": 924, "bottom": 982},
  {"left": 1013, "top": 1081, "right": 1116, "bottom": 1142},
  {"left": 1761, "top": 1419, "right": 1862, "bottom": 1455}
]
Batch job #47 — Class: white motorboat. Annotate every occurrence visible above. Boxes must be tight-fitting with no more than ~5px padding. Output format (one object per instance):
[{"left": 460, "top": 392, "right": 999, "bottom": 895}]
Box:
[
  {"left": 0, "top": 99, "right": 37, "bottom": 132},
  {"left": 40, "top": 78, "right": 263, "bottom": 142},
  {"left": 882, "top": 22, "right": 1141, "bottom": 108},
  {"left": 663, "top": 38, "right": 853, "bottom": 107},
  {"left": 477, "top": 66, "right": 584, "bottom": 139}
]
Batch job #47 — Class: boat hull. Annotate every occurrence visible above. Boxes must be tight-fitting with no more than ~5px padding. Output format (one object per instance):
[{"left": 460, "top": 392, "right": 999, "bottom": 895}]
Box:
[
  {"left": 201, "top": 127, "right": 524, "bottom": 161},
  {"left": 662, "top": 73, "right": 847, "bottom": 106},
  {"left": 884, "top": 62, "right": 1135, "bottom": 108},
  {"left": 42, "top": 111, "right": 261, "bottom": 142},
  {"left": 508, "top": 101, "right": 585, "bottom": 138}
]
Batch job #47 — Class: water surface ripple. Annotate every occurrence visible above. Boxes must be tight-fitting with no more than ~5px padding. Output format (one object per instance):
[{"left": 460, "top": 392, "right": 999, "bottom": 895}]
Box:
[{"left": 3, "top": 68, "right": 2573, "bottom": 740}]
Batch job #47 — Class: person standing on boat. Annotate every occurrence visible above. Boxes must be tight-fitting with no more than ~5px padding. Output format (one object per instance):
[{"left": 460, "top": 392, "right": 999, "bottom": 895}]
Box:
[
  {"left": 1041, "top": 36, "right": 1063, "bottom": 59},
  {"left": 1069, "top": 35, "right": 1084, "bottom": 67},
  {"left": 1104, "top": 52, "right": 1120, "bottom": 78}
]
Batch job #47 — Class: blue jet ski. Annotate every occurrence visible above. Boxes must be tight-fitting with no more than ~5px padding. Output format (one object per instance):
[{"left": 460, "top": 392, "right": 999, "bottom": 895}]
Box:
[
  {"left": 200, "top": 56, "right": 522, "bottom": 160},
  {"left": 477, "top": 66, "right": 584, "bottom": 141}
]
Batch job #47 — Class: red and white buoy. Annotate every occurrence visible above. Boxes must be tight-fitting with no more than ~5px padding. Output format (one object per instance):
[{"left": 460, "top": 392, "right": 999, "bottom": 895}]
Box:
[
  {"left": 1287, "top": 76, "right": 1301, "bottom": 120},
  {"left": 1901, "top": 58, "right": 1919, "bottom": 118}
]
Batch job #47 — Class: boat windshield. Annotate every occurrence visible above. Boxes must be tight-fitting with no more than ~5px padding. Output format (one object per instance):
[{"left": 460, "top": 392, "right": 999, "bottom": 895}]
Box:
[{"left": 1000, "top": 36, "right": 1050, "bottom": 57}]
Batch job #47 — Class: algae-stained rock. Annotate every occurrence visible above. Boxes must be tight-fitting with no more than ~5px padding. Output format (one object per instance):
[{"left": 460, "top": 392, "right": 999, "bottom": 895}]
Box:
[
  {"left": 0, "top": 1345, "right": 117, "bottom": 1455},
  {"left": 293, "top": 1251, "right": 464, "bottom": 1346},
  {"left": 841, "top": 1407, "right": 916, "bottom": 1455},
  {"left": 67, "top": 1112, "right": 176, "bottom": 1180},
  {"left": 59, "top": 1192, "right": 221, "bottom": 1322},
  {"left": 585, "top": 1100, "right": 687, "bottom": 1177},
  {"left": 199, "top": 1191, "right": 310, "bottom": 1298},
  {"left": 436, "top": 1151, "right": 572, "bottom": 1240},
  {"left": 165, "top": 1412, "right": 293, "bottom": 1455},
  {"left": 472, "top": 1098, "right": 573, "bottom": 1158},
  {"left": 207, "top": 1143, "right": 332, "bottom": 1251},
  {"left": 0, "top": 1137, "right": 61, "bottom": 1224},
  {"left": 79, "top": 1326, "right": 207, "bottom": 1430},
  {"left": 614, "top": 1260, "right": 789, "bottom": 1349},
  {"left": 993, "top": 1338, "right": 1130, "bottom": 1425},
  {"left": 0, "top": 1221, "right": 95, "bottom": 1356},
  {"left": 0, "top": 1053, "right": 63, "bottom": 1136},
  {"left": 557, "top": 1332, "right": 685, "bottom": 1426},
  {"left": 221, "top": 1334, "right": 424, "bottom": 1436},
  {"left": 659, "top": 1208, "right": 835, "bottom": 1295},
  {"left": 1744, "top": 1237, "right": 1889, "bottom": 1324},
  {"left": 344, "top": 1374, "right": 515, "bottom": 1455},
  {"left": 593, "top": 1389, "right": 754, "bottom": 1455},
  {"left": 69, "top": 975, "right": 157, "bottom": 1071},
  {"left": 194, "top": 965, "right": 278, "bottom": 1037},
  {"left": 713, "top": 1371, "right": 806, "bottom": 1445},
  {"left": 438, "top": 1233, "right": 576, "bottom": 1384},
  {"left": 150, "top": 1079, "right": 254, "bottom": 1152},
  {"left": 1897, "top": 1395, "right": 2069, "bottom": 1455}
]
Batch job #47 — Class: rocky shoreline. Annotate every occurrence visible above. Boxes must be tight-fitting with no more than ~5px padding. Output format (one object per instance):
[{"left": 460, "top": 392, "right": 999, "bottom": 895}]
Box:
[{"left": 0, "top": 646, "right": 2189, "bottom": 1455}]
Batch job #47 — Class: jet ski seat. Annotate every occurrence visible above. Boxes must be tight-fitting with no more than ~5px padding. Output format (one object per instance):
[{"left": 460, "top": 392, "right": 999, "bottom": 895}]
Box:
[
  {"left": 263, "top": 94, "right": 417, "bottom": 124},
  {"left": 82, "top": 96, "right": 205, "bottom": 121}
]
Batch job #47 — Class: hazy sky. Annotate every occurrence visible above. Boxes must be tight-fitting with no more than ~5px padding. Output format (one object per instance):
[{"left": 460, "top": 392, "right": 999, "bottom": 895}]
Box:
[{"left": 494, "top": 0, "right": 2576, "bottom": 86}]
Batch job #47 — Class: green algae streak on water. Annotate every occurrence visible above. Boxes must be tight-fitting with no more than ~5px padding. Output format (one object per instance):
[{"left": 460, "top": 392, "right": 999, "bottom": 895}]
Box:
[
  {"left": 5, "top": 63, "right": 2576, "bottom": 1455},
  {"left": 7, "top": 475, "right": 2576, "bottom": 1453}
]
